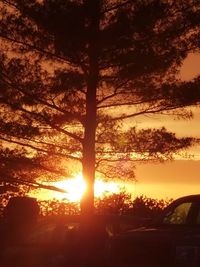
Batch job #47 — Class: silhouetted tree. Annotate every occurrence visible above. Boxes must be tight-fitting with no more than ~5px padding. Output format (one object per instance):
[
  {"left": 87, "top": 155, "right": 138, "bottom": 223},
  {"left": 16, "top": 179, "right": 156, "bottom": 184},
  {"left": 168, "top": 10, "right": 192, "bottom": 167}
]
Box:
[
  {"left": 95, "top": 190, "right": 132, "bottom": 215},
  {"left": 130, "top": 195, "right": 172, "bottom": 219},
  {"left": 39, "top": 199, "right": 79, "bottom": 216},
  {"left": 0, "top": 0, "right": 200, "bottom": 215}
]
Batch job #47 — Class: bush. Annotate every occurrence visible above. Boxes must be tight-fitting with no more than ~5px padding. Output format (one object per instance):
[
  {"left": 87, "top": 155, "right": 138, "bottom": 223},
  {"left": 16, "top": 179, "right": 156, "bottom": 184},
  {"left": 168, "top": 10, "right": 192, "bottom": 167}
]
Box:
[
  {"left": 128, "top": 195, "right": 173, "bottom": 219},
  {"left": 0, "top": 191, "right": 173, "bottom": 220},
  {"left": 39, "top": 199, "right": 80, "bottom": 216}
]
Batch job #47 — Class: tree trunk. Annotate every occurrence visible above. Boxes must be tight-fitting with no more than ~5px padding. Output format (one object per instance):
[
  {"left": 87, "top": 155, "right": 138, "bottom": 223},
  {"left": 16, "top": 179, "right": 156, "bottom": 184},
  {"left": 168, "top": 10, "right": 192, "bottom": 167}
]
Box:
[
  {"left": 81, "top": 85, "right": 97, "bottom": 215},
  {"left": 79, "top": 3, "right": 102, "bottom": 265},
  {"left": 80, "top": 0, "right": 100, "bottom": 216}
]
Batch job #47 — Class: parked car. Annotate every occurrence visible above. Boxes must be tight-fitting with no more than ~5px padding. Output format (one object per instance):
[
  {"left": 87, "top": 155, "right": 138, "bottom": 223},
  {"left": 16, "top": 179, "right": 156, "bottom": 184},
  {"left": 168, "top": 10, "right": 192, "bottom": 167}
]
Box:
[{"left": 108, "top": 194, "right": 200, "bottom": 267}]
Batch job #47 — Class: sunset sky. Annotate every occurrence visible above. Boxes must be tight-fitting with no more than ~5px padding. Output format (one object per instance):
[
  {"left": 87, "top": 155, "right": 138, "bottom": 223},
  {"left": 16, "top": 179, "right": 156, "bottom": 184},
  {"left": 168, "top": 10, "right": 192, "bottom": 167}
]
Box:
[
  {"left": 129, "top": 52, "right": 200, "bottom": 200},
  {"left": 33, "top": 52, "right": 200, "bottom": 202}
]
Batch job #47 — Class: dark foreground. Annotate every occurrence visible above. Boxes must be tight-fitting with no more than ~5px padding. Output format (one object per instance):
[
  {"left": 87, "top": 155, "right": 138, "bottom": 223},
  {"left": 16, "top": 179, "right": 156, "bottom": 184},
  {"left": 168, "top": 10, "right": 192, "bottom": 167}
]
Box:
[{"left": 1, "top": 195, "right": 200, "bottom": 267}]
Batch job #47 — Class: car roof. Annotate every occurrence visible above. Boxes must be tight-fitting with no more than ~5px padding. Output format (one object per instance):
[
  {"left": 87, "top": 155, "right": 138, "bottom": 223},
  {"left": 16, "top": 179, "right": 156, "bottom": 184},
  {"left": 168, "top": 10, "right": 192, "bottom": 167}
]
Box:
[
  {"left": 161, "top": 194, "right": 200, "bottom": 215},
  {"left": 173, "top": 194, "right": 200, "bottom": 203}
]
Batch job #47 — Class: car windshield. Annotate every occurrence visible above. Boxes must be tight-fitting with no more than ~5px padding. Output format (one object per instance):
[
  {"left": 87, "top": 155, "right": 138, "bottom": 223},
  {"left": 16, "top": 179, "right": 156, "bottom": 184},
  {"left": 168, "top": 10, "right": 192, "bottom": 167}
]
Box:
[{"left": 162, "top": 202, "right": 192, "bottom": 225}]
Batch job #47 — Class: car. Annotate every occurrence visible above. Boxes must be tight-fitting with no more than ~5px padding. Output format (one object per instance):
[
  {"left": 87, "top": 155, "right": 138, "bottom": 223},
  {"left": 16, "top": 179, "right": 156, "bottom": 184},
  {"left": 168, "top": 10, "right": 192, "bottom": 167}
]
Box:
[{"left": 108, "top": 194, "right": 200, "bottom": 267}]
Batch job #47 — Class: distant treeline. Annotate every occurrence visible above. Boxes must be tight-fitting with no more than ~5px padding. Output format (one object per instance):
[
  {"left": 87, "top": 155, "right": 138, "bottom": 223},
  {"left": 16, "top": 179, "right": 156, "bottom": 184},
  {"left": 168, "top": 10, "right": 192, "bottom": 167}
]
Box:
[
  {"left": 0, "top": 191, "right": 173, "bottom": 219},
  {"left": 14, "top": 192, "right": 173, "bottom": 218}
]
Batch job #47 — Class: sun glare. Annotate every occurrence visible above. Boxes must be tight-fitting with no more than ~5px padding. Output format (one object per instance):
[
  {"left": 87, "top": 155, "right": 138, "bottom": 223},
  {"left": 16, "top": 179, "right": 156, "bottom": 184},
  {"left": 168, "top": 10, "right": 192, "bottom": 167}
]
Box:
[
  {"left": 52, "top": 174, "right": 120, "bottom": 202},
  {"left": 94, "top": 180, "right": 119, "bottom": 197},
  {"left": 54, "top": 174, "right": 86, "bottom": 202}
]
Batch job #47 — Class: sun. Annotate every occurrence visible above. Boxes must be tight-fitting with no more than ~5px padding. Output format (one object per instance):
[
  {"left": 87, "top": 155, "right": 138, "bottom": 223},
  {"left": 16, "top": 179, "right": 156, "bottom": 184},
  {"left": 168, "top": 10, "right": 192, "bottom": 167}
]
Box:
[
  {"left": 53, "top": 173, "right": 119, "bottom": 202},
  {"left": 54, "top": 174, "right": 86, "bottom": 202}
]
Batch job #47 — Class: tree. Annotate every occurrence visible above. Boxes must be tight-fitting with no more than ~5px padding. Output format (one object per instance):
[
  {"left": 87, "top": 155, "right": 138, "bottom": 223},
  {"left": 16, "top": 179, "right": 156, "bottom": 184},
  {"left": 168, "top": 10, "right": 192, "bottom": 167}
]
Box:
[
  {"left": 130, "top": 195, "right": 172, "bottom": 219},
  {"left": 95, "top": 190, "right": 132, "bottom": 215},
  {"left": 0, "top": 0, "right": 200, "bottom": 215},
  {"left": 39, "top": 199, "right": 79, "bottom": 216}
]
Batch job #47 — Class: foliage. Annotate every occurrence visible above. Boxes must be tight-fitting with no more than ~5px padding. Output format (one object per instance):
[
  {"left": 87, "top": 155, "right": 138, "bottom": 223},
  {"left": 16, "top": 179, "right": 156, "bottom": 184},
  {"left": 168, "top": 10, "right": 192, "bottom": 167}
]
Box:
[
  {"left": 129, "top": 195, "right": 173, "bottom": 219},
  {"left": 95, "top": 190, "right": 132, "bottom": 215},
  {"left": 39, "top": 199, "right": 80, "bottom": 216},
  {"left": 14, "top": 192, "right": 172, "bottom": 218},
  {"left": 39, "top": 193, "right": 172, "bottom": 218},
  {"left": 0, "top": 0, "right": 200, "bottom": 213},
  {"left": 0, "top": 190, "right": 173, "bottom": 220}
]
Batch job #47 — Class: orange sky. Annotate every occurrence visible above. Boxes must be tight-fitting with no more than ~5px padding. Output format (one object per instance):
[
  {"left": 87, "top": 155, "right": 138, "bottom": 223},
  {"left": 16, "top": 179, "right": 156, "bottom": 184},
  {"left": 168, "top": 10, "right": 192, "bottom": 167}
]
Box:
[
  {"left": 125, "top": 52, "right": 200, "bottom": 200},
  {"left": 126, "top": 160, "right": 200, "bottom": 199}
]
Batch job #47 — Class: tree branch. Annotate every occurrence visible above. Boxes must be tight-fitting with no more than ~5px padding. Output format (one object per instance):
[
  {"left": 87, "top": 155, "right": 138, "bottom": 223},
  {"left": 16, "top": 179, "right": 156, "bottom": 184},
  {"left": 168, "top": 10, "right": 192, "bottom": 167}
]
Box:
[
  {"left": 101, "top": 0, "right": 132, "bottom": 15},
  {"left": 1, "top": 72, "right": 84, "bottom": 124},
  {"left": 0, "top": 175, "right": 68, "bottom": 193},
  {"left": 1, "top": 96, "right": 83, "bottom": 143},
  {"left": 107, "top": 104, "right": 191, "bottom": 121},
  {"left": 0, "top": 33, "right": 80, "bottom": 70},
  {"left": 0, "top": 135, "right": 81, "bottom": 161}
]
